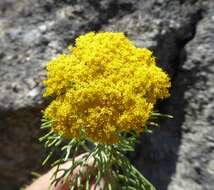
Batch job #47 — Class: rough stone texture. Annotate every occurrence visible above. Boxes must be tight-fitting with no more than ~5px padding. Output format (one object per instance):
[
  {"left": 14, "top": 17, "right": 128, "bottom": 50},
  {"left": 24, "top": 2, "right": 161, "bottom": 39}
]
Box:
[
  {"left": 168, "top": 9, "right": 214, "bottom": 190},
  {"left": 0, "top": 0, "right": 214, "bottom": 190}
]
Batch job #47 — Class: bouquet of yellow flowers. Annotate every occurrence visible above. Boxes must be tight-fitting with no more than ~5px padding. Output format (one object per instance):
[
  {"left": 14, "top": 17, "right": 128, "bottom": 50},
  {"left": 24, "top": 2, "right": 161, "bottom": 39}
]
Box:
[{"left": 40, "top": 32, "right": 171, "bottom": 190}]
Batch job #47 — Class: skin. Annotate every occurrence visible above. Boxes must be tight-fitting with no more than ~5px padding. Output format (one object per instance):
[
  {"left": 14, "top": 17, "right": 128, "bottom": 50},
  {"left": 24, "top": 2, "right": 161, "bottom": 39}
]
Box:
[{"left": 26, "top": 154, "right": 107, "bottom": 190}]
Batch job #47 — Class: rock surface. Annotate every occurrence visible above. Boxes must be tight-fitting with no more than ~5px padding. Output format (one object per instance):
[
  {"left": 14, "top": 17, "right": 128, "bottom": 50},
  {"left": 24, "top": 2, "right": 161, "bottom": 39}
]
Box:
[{"left": 0, "top": 0, "right": 214, "bottom": 189}]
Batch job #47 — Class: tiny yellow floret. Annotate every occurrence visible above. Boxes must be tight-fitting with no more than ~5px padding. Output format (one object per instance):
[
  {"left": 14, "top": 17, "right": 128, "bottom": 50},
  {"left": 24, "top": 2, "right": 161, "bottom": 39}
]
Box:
[{"left": 43, "top": 32, "right": 171, "bottom": 144}]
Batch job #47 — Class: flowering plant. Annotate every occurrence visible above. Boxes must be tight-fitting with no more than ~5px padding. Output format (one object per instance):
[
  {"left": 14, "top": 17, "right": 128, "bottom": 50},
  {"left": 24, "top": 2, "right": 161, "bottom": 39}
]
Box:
[{"left": 40, "top": 32, "right": 171, "bottom": 189}]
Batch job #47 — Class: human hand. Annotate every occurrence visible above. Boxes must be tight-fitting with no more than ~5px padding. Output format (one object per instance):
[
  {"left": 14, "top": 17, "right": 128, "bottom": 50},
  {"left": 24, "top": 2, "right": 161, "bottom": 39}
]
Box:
[{"left": 26, "top": 154, "right": 108, "bottom": 190}]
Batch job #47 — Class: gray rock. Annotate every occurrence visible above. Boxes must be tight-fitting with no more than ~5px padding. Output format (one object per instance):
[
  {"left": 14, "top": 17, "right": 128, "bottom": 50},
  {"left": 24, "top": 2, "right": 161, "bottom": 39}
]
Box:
[
  {"left": 168, "top": 10, "right": 214, "bottom": 190},
  {"left": 0, "top": 0, "right": 214, "bottom": 189}
]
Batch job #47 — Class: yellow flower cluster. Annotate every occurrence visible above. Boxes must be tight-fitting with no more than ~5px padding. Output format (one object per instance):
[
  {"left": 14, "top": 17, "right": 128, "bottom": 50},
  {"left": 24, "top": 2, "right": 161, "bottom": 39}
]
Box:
[{"left": 43, "top": 32, "right": 170, "bottom": 144}]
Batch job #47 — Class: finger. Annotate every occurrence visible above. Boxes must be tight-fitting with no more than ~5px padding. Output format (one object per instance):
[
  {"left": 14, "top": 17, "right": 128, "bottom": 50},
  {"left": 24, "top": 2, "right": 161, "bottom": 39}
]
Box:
[
  {"left": 51, "top": 153, "right": 96, "bottom": 189},
  {"left": 69, "top": 154, "right": 96, "bottom": 186},
  {"left": 90, "top": 177, "right": 107, "bottom": 190}
]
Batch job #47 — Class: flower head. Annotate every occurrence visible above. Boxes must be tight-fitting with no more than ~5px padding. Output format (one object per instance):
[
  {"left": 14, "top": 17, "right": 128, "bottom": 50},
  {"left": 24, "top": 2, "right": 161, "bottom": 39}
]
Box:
[{"left": 43, "top": 32, "right": 170, "bottom": 144}]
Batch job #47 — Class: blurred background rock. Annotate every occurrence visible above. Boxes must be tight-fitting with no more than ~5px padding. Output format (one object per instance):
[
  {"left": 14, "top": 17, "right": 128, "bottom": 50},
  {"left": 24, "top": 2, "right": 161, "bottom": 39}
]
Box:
[{"left": 0, "top": 0, "right": 214, "bottom": 189}]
